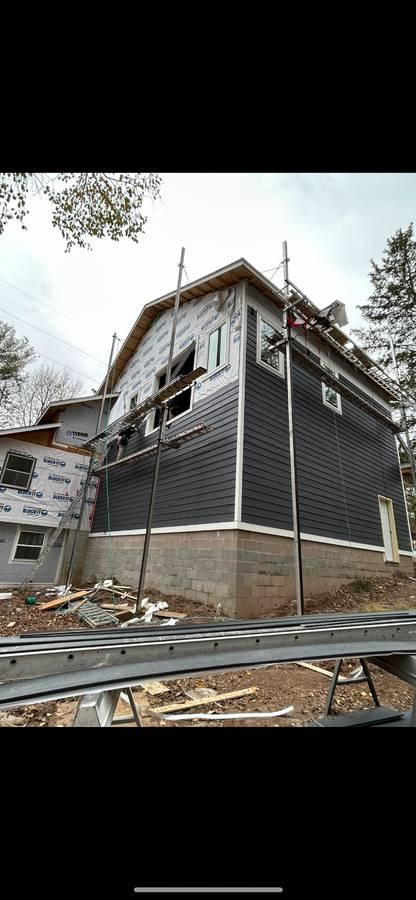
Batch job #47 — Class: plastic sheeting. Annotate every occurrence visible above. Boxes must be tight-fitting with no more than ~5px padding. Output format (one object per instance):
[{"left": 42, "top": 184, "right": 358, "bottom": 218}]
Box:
[{"left": 0, "top": 438, "right": 99, "bottom": 530}]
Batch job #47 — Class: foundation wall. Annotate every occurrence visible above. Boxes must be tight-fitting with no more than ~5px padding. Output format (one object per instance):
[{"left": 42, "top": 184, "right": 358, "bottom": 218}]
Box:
[{"left": 82, "top": 528, "right": 414, "bottom": 617}]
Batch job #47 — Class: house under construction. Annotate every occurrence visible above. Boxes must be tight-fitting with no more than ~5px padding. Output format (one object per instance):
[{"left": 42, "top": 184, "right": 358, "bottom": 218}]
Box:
[{"left": 74, "top": 258, "right": 413, "bottom": 617}]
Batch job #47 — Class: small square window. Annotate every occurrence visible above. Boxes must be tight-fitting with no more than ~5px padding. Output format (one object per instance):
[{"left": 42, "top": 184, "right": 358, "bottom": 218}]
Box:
[
  {"left": 208, "top": 321, "right": 228, "bottom": 373},
  {"left": 0, "top": 452, "right": 36, "bottom": 490},
  {"left": 13, "top": 530, "right": 45, "bottom": 561},
  {"left": 257, "top": 316, "right": 284, "bottom": 376},
  {"left": 322, "top": 365, "right": 342, "bottom": 414}
]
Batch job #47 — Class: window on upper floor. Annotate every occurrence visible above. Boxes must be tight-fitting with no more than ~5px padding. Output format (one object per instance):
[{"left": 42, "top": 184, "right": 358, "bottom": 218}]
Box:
[
  {"left": 0, "top": 452, "right": 36, "bottom": 490},
  {"left": 321, "top": 364, "right": 342, "bottom": 414},
  {"left": 207, "top": 320, "right": 228, "bottom": 373},
  {"left": 130, "top": 394, "right": 138, "bottom": 410},
  {"left": 152, "top": 344, "right": 196, "bottom": 431},
  {"left": 256, "top": 315, "right": 285, "bottom": 377}
]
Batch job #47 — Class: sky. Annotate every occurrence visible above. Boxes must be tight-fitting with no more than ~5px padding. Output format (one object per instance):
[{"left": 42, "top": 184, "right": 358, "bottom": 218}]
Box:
[{"left": 1, "top": 172, "right": 415, "bottom": 395}]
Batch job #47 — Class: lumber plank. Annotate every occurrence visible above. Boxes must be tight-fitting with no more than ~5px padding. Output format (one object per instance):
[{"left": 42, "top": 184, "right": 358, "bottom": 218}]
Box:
[
  {"left": 296, "top": 661, "right": 333, "bottom": 678},
  {"left": 152, "top": 686, "right": 258, "bottom": 714},
  {"left": 154, "top": 609, "right": 187, "bottom": 619},
  {"left": 100, "top": 603, "right": 132, "bottom": 612},
  {"left": 39, "top": 590, "right": 90, "bottom": 610}
]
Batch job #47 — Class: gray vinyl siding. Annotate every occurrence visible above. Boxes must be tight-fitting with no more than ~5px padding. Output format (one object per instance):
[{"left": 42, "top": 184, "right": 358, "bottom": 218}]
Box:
[
  {"left": 242, "top": 305, "right": 411, "bottom": 551},
  {"left": 91, "top": 382, "right": 239, "bottom": 531},
  {"left": 0, "top": 521, "right": 63, "bottom": 584}
]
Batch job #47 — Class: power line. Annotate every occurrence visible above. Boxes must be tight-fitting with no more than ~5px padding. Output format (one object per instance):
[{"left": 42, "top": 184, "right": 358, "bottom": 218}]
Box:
[
  {"left": 33, "top": 351, "right": 100, "bottom": 383},
  {"left": 0, "top": 274, "right": 77, "bottom": 326},
  {"left": 0, "top": 305, "right": 106, "bottom": 365}
]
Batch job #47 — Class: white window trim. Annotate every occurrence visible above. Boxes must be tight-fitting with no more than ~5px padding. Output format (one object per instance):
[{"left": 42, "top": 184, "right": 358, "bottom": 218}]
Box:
[
  {"left": 200, "top": 316, "right": 230, "bottom": 380},
  {"left": 256, "top": 313, "right": 285, "bottom": 379},
  {"left": 0, "top": 451, "right": 36, "bottom": 491},
  {"left": 9, "top": 525, "right": 46, "bottom": 565},
  {"left": 145, "top": 346, "right": 196, "bottom": 436},
  {"left": 321, "top": 364, "right": 342, "bottom": 415}
]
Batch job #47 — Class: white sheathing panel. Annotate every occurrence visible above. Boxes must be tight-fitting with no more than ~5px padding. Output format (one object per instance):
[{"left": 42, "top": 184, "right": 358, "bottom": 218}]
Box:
[
  {"left": 109, "top": 288, "right": 243, "bottom": 424},
  {"left": 0, "top": 438, "right": 98, "bottom": 531}
]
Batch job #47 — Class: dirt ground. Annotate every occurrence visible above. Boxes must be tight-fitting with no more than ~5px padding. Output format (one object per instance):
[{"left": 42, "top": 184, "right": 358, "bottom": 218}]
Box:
[{"left": 0, "top": 570, "right": 415, "bottom": 728}]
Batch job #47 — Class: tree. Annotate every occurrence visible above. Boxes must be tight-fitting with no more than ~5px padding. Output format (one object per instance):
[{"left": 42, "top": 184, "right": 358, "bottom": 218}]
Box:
[
  {"left": 0, "top": 173, "right": 161, "bottom": 252},
  {"left": 354, "top": 223, "right": 416, "bottom": 432},
  {"left": 0, "top": 364, "right": 84, "bottom": 428},
  {"left": 354, "top": 225, "right": 416, "bottom": 538},
  {"left": 0, "top": 320, "right": 34, "bottom": 414}
]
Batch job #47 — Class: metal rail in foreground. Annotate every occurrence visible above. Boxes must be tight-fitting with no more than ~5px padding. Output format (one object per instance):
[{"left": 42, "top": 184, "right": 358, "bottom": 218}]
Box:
[{"left": 0, "top": 610, "right": 415, "bottom": 710}]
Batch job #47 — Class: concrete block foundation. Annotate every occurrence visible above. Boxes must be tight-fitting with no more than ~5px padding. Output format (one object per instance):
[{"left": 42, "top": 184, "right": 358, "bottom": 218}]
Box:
[{"left": 81, "top": 528, "right": 414, "bottom": 617}]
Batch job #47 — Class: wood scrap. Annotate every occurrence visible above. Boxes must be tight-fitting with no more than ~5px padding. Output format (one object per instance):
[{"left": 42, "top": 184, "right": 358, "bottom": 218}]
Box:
[
  {"left": 99, "top": 603, "right": 132, "bottom": 612},
  {"left": 98, "top": 586, "right": 136, "bottom": 600},
  {"left": 296, "top": 661, "right": 357, "bottom": 683},
  {"left": 296, "top": 662, "right": 334, "bottom": 678},
  {"left": 39, "top": 590, "right": 90, "bottom": 611},
  {"left": 152, "top": 686, "right": 258, "bottom": 714},
  {"left": 154, "top": 609, "right": 187, "bottom": 619}
]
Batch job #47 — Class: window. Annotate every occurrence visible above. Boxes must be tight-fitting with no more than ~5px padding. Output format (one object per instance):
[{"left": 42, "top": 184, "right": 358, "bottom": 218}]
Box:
[
  {"left": 257, "top": 316, "right": 284, "bottom": 376},
  {"left": 130, "top": 394, "right": 138, "bottom": 410},
  {"left": 0, "top": 452, "right": 36, "bottom": 490},
  {"left": 13, "top": 530, "right": 45, "bottom": 562},
  {"left": 152, "top": 345, "right": 195, "bottom": 431},
  {"left": 322, "top": 365, "right": 342, "bottom": 414},
  {"left": 378, "top": 496, "right": 400, "bottom": 563},
  {"left": 208, "top": 321, "right": 228, "bottom": 373}
]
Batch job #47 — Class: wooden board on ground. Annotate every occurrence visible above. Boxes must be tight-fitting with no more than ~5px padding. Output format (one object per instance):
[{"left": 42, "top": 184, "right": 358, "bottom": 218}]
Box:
[
  {"left": 154, "top": 609, "right": 187, "bottom": 619},
  {"left": 296, "top": 662, "right": 333, "bottom": 678},
  {"left": 99, "top": 603, "right": 132, "bottom": 612},
  {"left": 152, "top": 686, "right": 258, "bottom": 714},
  {"left": 40, "top": 590, "right": 90, "bottom": 611}
]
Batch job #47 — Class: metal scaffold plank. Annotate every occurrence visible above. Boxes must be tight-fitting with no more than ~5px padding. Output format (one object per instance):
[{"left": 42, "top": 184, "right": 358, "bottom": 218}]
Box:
[{"left": 83, "top": 366, "right": 207, "bottom": 452}]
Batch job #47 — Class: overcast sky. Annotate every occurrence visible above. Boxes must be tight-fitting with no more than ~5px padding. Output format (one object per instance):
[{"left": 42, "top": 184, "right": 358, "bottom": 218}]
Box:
[{"left": 1, "top": 172, "right": 415, "bottom": 395}]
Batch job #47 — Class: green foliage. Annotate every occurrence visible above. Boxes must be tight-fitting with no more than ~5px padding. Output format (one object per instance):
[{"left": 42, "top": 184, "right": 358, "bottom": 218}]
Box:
[
  {"left": 0, "top": 320, "right": 34, "bottom": 380},
  {"left": 0, "top": 172, "right": 161, "bottom": 252},
  {"left": 354, "top": 223, "right": 416, "bottom": 436},
  {"left": 0, "top": 321, "right": 34, "bottom": 411}
]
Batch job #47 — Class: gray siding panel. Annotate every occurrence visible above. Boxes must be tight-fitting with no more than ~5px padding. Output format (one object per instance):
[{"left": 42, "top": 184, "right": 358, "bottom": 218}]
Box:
[
  {"left": 91, "top": 382, "right": 239, "bottom": 531},
  {"left": 0, "top": 521, "right": 63, "bottom": 584},
  {"left": 242, "top": 306, "right": 411, "bottom": 551}
]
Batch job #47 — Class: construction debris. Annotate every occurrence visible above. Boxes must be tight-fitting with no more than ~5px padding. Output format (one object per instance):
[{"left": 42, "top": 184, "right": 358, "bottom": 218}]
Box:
[
  {"left": 0, "top": 593, "right": 13, "bottom": 600},
  {"left": 152, "top": 687, "right": 258, "bottom": 715},
  {"left": 40, "top": 590, "right": 91, "bottom": 611},
  {"left": 162, "top": 705, "right": 294, "bottom": 721},
  {"left": 77, "top": 601, "right": 119, "bottom": 628},
  {"left": 44, "top": 584, "right": 72, "bottom": 597}
]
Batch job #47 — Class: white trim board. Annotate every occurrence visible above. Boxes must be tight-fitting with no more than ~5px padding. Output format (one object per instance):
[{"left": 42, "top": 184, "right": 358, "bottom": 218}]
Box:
[
  {"left": 234, "top": 282, "right": 247, "bottom": 522},
  {"left": 88, "top": 519, "right": 413, "bottom": 556}
]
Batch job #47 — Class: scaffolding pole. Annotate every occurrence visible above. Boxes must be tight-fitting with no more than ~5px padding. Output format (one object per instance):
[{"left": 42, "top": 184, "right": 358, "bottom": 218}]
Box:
[
  {"left": 135, "top": 248, "right": 186, "bottom": 612},
  {"left": 282, "top": 241, "right": 304, "bottom": 615}
]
